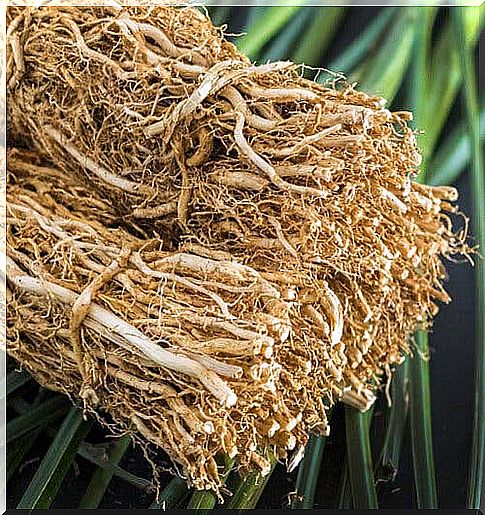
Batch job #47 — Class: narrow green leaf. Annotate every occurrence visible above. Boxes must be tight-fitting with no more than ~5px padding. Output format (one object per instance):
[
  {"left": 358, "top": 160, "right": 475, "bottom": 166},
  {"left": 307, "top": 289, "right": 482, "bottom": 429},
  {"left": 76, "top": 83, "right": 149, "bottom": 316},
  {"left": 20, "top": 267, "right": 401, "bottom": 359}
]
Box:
[
  {"left": 17, "top": 408, "right": 92, "bottom": 509},
  {"left": 376, "top": 359, "right": 410, "bottom": 482},
  {"left": 186, "top": 489, "right": 216, "bottom": 510},
  {"left": 187, "top": 456, "right": 234, "bottom": 509},
  {"left": 149, "top": 476, "right": 188, "bottom": 509},
  {"left": 406, "top": 9, "right": 439, "bottom": 506},
  {"left": 291, "top": 7, "right": 346, "bottom": 67},
  {"left": 291, "top": 433, "right": 326, "bottom": 509},
  {"left": 10, "top": 393, "right": 149, "bottom": 493},
  {"left": 236, "top": 3, "right": 305, "bottom": 60},
  {"left": 5, "top": 369, "right": 31, "bottom": 397},
  {"left": 7, "top": 388, "right": 57, "bottom": 482},
  {"left": 291, "top": 409, "right": 333, "bottom": 509},
  {"left": 337, "top": 463, "right": 352, "bottom": 509},
  {"left": 78, "top": 434, "right": 132, "bottom": 508},
  {"left": 7, "top": 432, "right": 40, "bottom": 483},
  {"left": 356, "top": 8, "right": 418, "bottom": 103},
  {"left": 339, "top": 405, "right": 375, "bottom": 509},
  {"left": 428, "top": 103, "right": 485, "bottom": 187},
  {"left": 7, "top": 396, "right": 69, "bottom": 443},
  {"left": 327, "top": 7, "right": 397, "bottom": 75},
  {"left": 452, "top": 7, "right": 485, "bottom": 509},
  {"left": 345, "top": 406, "right": 378, "bottom": 509},
  {"left": 409, "top": 6, "right": 439, "bottom": 136},
  {"left": 225, "top": 453, "right": 276, "bottom": 509},
  {"left": 77, "top": 441, "right": 152, "bottom": 491},
  {"left": 423, "top": 6, "right": 484, "bottom": 160},
  {"left": 261, "top": 9, "right": 312, "bottom": 63},
  {"left": 409, "top": 332, "right": 438, "bottom": 508},
  {"left": 244, "top": 5, "right": 267, "bottom": 33}
]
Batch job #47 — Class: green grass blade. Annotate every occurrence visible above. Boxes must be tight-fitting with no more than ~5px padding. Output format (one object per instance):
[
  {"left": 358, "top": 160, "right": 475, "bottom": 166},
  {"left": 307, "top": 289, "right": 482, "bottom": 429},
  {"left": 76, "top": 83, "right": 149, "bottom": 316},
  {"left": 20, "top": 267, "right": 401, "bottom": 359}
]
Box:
[
  {"left": 7, "top": 396, "right": 69, "bottom": 443},
  {"left": 149, "top": 476, "right": 188, "bottom": 509},
  {"left": 337, "top": 463, "right": 352, "bottom": 509},
  {"left": 327, "top": 7, "right": 397, "bottom": 75},
  {"left": 5, "top": 369, "right": 31, "bottom": 397},
  {"left": 261, "top": 9, "right": 312, "bottom": 62},
  {"left": 77, "top": 441, "right": 152, "bottom": 491},
  {"left": 356, "top": 8, "right": 418, "bottom": 103},
  {"left": 452, "top": 6, "right": 485, "bottom": 509},
  {"left": 186, "top": 489, "right": 217, "bottom": 510},
  {"left": 244, "top": 5, "right": 267, "bottom": 33},
  {"left": 9, "top": 393, "right": 148, "bottom": 493},
  {"left": 7, "top": 388, "right": 59, "bottom": 482},
  {"left": 405, "top": 8, "right": 439, "bottom": 507},
  {"left": 376, "top": 359, "right": 410, "bottom": 482},
  {"left": 409, "top": 332, "right": 438, "bottom": 508},
  {"left": 17, "top": 408, "right": 92, "bottom": 509},
  {"left": 428, "top": 102, "right": 485, "bottom": 186},
  {"left": 409, "top": 6, "right": 438, "bottom": 134},
  {"left": 291, "top": 433, "right": 326, "bottom": 509},
  {"left": 78, "top": 434, "right": 132, "bottom": 508},
  {"left": 345, "top": 406, "right": 378, "bottom": 509},
  {"left": 7, "top": 432, "right": 41, "bottom": 483},
  {"left": 236, "top": 3, "right": 305, "bottom": 60},
  {"left": 225, "top": 453, "right": 276, "bottom": 509},
  {"left": 423, "top": 6, "right": 484, "bottom": 160},
  {"left": 187, "top": 457, "right": 234, "bottom": 509},
  {"left": 291, "top": 7, "right": 346, "bottom": 67}
]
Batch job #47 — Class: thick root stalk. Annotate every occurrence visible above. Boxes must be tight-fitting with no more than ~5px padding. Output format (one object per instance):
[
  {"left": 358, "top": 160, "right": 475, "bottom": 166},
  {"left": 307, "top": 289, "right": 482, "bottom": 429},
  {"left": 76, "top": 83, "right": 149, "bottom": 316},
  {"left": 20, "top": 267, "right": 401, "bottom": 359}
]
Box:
[{"left": 7, "top": 256, "right": 237, "bottom": 407}]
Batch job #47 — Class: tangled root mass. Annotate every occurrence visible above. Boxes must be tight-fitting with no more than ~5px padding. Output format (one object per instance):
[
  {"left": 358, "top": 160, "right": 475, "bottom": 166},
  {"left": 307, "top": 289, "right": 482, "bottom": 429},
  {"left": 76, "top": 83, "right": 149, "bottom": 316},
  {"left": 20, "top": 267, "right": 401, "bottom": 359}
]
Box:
[{"left": 6, "top": 5, "right": 471, "bottom": 493}]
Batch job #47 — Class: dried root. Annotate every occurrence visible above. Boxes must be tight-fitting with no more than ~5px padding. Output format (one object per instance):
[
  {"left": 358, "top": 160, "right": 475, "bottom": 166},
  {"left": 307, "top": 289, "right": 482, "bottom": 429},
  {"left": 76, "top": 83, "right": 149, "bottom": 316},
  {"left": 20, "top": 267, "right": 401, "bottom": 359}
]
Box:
[
  {"left": 6, "top": 151, "right": 322, "bottom": 491},
  {"left": 5, "top": 4, "right": 472, "bottom": 495}
]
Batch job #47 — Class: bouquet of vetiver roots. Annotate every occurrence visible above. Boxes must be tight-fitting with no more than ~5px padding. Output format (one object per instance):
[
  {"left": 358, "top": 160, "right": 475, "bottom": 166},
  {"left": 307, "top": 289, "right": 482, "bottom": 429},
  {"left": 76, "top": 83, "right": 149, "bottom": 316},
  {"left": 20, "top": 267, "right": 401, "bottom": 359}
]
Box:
[{"left": 6, "top": 4, "right": 470, "bottom": 493}]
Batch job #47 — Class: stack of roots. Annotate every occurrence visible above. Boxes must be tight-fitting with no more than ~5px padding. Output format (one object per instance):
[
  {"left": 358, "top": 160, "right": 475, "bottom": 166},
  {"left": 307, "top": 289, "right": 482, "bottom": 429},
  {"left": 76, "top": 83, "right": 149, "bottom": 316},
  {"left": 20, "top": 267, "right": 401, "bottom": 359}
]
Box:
[{"left": 6, "top": 5, "right": 470, "bottom": 493}]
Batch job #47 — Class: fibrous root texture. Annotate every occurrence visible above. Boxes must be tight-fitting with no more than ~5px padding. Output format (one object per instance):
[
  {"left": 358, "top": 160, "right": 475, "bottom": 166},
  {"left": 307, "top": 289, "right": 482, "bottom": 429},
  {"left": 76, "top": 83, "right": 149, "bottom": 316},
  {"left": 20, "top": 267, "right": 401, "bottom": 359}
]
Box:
[{"left": 6, "top": 5, "right": 471, "bottom": 494}]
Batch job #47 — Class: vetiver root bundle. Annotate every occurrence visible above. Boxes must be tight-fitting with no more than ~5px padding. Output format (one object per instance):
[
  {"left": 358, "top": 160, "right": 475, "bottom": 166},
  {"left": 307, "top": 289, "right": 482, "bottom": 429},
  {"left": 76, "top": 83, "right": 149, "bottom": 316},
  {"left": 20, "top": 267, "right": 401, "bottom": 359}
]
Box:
[
  {"left": 6, "top": 5, "right": 470, "bottom": 492},
  {"left": 8, "top": 148, "right": 335, "bottom": 488}
]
